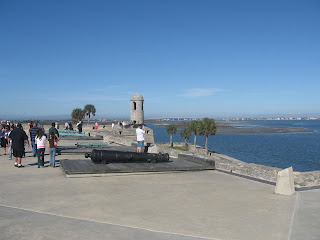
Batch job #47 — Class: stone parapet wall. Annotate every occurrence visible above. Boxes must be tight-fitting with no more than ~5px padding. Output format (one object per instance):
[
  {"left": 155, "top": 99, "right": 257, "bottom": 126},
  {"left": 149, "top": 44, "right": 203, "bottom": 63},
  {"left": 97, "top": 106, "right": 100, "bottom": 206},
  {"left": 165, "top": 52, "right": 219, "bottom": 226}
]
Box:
[
  {"left": 156, "top": 143, "right": 279, "bottom": 182},
  {"left": 215, "top": 160, "right": 280, "bottom": 183},
  {"left": 155, "top": 142, "right": 320, "bottom": 187},
  {"left": 155, "top": 143, "right": 194, "bottom": 158},
  {"left": 86, "top": 127, "right": 155, "bottom": 146},
  {"left": 104, "top": 135, "right": 136, "bottom": 146},
  {"left": 294, "top": 171, "right": 320, "bottom": 187}
]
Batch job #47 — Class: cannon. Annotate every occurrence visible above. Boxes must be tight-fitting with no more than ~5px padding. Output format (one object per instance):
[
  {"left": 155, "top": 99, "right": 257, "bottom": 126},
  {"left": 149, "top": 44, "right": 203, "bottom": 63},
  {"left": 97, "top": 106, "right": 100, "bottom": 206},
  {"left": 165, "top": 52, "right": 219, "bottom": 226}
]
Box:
[{"left": 85, "top": 149, "right": 170, "bottom": 164}]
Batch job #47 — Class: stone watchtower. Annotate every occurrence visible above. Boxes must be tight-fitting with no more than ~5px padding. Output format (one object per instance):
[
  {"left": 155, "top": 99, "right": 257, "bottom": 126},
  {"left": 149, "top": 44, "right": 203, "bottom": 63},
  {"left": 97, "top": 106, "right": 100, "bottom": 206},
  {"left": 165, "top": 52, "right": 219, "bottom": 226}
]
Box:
[{"left": 130, "top": 93, "right": 144, "bottom": 124}]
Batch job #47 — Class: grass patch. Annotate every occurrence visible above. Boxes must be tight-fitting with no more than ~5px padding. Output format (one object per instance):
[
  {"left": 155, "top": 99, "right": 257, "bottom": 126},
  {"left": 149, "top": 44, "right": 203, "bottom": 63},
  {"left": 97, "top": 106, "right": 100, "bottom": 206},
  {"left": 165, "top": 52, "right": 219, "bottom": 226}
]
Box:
[{"left": 170, "top": 146, "right": 188, "bottom": 151}]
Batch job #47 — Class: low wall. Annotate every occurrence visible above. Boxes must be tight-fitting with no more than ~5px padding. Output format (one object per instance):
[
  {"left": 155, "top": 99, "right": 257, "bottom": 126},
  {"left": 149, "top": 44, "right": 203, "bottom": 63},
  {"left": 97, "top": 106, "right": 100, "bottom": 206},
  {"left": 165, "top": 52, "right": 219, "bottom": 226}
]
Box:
[
  {"left": 294, "top": 171, "right": 320, "bottom": 187},
  {"left": 155, "top": 142, "right": 320, "bottom": 187},
  {"left": 85, "top": 127, "right": 155, "bottom": 146}
]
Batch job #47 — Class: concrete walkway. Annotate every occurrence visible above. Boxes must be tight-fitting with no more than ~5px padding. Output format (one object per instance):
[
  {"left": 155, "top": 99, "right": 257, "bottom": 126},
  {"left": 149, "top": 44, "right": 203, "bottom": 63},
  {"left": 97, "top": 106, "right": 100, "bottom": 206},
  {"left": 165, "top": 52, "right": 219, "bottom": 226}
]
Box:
[{"left": 0, "top": 139, "right": 319, "bottom": 240}]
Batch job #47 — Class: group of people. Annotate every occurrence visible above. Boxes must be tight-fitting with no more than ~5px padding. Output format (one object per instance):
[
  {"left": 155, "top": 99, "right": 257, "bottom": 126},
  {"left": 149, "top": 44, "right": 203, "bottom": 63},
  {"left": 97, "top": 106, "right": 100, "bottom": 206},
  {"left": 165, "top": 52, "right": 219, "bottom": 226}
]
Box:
[
  {"left": 64, "top": 121, "right": 83, "bottom": 133},
  {"left": 29, "top": 122, "right": 60, "bottom": 168},
  {"left": 0, "top": 121, "right": 59, "bottom": 168},
  {"left": 2, "top": 120, "right": 147, "bottom": 167},
  {"left": 64, "top": 122, "right": 74, "bottom": 130},
  {"left": 0, "top": 122, "right": 15, "bottom": 158}
]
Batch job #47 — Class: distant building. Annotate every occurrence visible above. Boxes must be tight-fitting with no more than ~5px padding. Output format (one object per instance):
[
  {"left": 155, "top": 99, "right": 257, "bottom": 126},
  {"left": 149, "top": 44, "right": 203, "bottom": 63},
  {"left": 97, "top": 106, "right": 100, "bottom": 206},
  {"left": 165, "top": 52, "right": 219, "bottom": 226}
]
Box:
[{"left": 130, "top": 93, "right": 144, "bottom": 124}]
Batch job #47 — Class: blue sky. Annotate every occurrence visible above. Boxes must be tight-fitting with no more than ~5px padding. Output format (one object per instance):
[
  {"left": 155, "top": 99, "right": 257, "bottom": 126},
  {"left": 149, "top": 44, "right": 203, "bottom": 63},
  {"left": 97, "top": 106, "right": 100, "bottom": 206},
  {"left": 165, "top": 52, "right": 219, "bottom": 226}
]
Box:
[{"left": 1, "top": 0, "right": 319, "bottom": 119}]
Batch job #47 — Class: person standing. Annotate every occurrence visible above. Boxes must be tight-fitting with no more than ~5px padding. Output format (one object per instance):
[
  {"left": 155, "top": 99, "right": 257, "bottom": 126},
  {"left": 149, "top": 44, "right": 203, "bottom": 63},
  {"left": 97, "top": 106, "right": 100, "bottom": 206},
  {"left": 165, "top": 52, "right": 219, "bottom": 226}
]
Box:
[
  {"left": 0, "top": 124, "right": 3, "bottom": 154},
  {"left": 8, "top": 123, "right": 30, "bottom": 168},
  {"left": 69, "top": 122, "right": 73, "bottom": 130},
  {"left": 48, "top": 122, "right": 59, "bottom": 141},
  {"left": 29, "top": 123, "right": 39, "bottom": 157},
  {"left": 8, "top": 125, "right": 14, "bottom": 160},
  {"left": 135, "top": 124, "right": 146, "bottom": 153},
  {"left": 47, "top": 132, "right": 57, "bottom": 167},
  {"left": 2, "top": 126, "right": 10, "bottom": 155},
  {"left": 77, "top": 121, "right": 82, "bottom": 133},
  {"left": 65, "top": 122, "right": 69, "bottom": 130},
  {"left": 35, "top": 129, "right": 46, "bottom": 168}
]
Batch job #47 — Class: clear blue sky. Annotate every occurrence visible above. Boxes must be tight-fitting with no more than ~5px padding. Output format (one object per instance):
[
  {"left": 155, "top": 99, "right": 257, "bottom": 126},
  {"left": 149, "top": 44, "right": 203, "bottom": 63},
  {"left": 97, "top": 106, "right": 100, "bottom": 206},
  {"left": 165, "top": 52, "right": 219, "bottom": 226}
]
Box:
[{"left": 1, "top": 0, "right": 319, "bottom": 119}]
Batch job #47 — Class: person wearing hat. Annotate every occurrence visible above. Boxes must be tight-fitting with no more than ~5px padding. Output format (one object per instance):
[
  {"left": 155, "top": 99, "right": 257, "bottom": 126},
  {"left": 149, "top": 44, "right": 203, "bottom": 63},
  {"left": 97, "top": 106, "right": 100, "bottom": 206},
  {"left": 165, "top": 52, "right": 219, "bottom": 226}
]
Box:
[{"left": 8, "top": 123, "right": 30, "bottom": 168}]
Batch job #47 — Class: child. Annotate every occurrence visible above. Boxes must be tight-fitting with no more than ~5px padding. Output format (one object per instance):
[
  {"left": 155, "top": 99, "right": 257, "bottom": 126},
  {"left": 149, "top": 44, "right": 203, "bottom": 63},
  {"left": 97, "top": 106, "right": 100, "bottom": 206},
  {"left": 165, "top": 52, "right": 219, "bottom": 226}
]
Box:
[
  {"left": 35, "top": 129, "right": 46, "bottom": 168},
  {"left": 47, "top": 132, "right": 57, "bottom": 167}
]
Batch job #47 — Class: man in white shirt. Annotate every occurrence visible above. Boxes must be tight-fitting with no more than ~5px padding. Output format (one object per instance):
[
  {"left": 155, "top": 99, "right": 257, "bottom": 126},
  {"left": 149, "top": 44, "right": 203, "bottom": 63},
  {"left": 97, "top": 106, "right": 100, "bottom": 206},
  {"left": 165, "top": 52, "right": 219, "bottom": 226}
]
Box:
[{"left": 136, "top": 124, "right": 145, "bottom": 153}]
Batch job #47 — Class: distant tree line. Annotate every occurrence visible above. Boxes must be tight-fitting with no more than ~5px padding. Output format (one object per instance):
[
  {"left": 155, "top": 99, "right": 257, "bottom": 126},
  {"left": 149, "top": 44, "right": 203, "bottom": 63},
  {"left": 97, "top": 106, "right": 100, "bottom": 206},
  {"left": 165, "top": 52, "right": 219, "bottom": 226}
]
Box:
[
  {"left": 166, "top": 117, "right": 217, "bottom": 155},
  {"left": 71, "top": 104, "right": 96, "bottom": 124}
]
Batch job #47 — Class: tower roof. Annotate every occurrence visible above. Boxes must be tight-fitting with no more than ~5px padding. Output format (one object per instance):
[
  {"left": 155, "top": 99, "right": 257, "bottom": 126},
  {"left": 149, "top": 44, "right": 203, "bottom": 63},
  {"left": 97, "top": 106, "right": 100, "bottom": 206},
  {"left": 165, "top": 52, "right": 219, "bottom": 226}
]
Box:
[{"left": 131, "top": 93, "right": 144, "bottom": 101}]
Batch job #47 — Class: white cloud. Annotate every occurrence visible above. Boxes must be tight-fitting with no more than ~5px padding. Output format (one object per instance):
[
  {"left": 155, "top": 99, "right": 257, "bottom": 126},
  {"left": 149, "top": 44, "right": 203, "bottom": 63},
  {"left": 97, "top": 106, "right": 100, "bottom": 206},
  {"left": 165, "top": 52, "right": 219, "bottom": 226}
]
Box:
[{"left": 181, "top": 88, "right": 225, "bottom": 98}]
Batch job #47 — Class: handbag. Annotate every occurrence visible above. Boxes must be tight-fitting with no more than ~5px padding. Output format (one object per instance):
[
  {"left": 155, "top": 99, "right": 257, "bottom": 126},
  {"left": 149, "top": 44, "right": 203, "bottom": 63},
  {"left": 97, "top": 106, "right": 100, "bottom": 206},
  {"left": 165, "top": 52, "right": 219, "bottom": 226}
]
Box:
[{"left": 54, "top": 138, "right": 58, "bottom": 146}]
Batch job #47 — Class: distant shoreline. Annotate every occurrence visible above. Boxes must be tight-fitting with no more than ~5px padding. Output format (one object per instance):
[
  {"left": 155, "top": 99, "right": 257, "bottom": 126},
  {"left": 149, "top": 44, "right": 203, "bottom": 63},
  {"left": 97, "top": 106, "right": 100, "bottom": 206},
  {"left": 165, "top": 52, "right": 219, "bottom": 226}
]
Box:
[
  {"left": 150, "top": 122, "right": 314, "bottom": 134},
  {"left": 7, "top": 119, "right": 316, "bottom": 134}
]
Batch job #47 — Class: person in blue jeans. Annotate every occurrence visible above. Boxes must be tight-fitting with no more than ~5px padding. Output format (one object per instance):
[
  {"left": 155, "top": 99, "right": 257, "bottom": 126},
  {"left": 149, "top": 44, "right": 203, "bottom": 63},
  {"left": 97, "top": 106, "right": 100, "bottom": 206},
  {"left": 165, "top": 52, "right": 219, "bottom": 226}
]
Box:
[
  {"left": 29, "top": 123, "right": 39, "bottom": 157},
  {"left": 47, "top": 132, "right": 57, "bottom": 167},
  {"left": 8, "top": 125, "right": 14, "bottom": 160}
]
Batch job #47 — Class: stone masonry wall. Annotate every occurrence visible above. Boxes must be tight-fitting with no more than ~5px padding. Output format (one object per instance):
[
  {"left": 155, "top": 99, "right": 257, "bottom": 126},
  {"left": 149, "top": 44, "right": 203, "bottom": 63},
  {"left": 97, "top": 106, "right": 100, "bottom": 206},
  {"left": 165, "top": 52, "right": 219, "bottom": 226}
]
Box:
[
  {"left": 155, "top": 142, "right": 320, "bottom": 187},
  {"left": 86, "top": 127, "right": 155, "bottom": 146}
]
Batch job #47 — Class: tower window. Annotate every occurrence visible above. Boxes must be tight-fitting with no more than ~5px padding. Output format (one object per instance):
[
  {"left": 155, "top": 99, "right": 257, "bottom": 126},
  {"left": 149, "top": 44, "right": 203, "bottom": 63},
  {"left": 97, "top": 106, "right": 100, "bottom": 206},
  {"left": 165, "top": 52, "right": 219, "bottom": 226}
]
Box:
[{"left": 133, "top": 102, "right": 136, "bottom": 110}]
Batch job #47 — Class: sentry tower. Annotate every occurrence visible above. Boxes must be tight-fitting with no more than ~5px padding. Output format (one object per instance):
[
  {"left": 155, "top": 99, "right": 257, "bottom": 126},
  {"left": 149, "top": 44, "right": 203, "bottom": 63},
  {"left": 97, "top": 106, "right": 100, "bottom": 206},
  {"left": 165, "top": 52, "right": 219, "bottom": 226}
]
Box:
[{"left": 130, "top": 93, "right": 144, "bottom": 124}]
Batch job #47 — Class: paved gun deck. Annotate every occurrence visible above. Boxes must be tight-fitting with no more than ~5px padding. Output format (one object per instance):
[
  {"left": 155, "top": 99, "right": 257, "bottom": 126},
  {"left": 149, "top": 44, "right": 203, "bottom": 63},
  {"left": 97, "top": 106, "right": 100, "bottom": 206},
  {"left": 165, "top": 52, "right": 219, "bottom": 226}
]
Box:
[
  {"left": 59, "top": 144, "right": 215, "bottom": 177},
  {"left": 60, "top": 158, "right": 215, "bottom": 177}
]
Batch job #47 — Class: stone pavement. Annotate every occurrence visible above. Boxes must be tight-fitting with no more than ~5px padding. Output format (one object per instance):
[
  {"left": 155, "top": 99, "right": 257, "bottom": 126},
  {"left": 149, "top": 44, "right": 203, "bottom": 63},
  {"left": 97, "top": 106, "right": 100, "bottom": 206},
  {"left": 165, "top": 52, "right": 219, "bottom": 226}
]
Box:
[{"left": 0, "top": 139, "right": 319, "bottom": 240}]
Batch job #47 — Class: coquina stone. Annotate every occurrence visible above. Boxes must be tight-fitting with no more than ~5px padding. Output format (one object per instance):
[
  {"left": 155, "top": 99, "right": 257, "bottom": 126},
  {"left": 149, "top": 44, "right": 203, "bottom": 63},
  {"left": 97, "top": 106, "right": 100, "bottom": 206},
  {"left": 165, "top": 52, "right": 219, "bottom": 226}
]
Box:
[
  {"left": 275, "top": 167, "right": 295, "bottom": 196},
  {"left": 294, "top": 176, "right": 305, "bottom": 186}
]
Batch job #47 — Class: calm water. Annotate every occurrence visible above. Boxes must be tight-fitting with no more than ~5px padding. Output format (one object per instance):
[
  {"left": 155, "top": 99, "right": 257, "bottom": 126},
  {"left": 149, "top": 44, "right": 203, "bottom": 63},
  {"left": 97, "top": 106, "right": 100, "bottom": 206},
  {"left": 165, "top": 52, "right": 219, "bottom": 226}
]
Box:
[{"left": 147, "top": 120, "right": 320, "bottom": 172}]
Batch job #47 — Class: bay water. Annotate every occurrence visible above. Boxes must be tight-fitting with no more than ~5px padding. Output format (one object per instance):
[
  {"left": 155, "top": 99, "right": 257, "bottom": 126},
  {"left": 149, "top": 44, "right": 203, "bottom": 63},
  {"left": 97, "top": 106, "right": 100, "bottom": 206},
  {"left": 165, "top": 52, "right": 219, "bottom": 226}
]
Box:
[{"left": 147, "top": 120, "right": 320, "bottom": 172}]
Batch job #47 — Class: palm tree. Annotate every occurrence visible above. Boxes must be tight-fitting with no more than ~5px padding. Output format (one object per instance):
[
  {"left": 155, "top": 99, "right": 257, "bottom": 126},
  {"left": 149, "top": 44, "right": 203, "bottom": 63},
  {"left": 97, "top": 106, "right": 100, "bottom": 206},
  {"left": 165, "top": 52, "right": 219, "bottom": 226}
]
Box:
[
  {"left": 166, "top": 124, "right": 177, "bottom": 147},
  {"left": 201, "top": 118, "right": 217, "bottom": 155},
  {"left": 71, "top": 108, "right": 85, "bottom": 122},
  {"left": 84, "top": 104, "right": 96, "bottom": 125},
  {"left": 180, "top": 127, "right": 192, "bottom": 149},
  {"left": 188, "top": 120, "right": 203, "bottom": 152}
]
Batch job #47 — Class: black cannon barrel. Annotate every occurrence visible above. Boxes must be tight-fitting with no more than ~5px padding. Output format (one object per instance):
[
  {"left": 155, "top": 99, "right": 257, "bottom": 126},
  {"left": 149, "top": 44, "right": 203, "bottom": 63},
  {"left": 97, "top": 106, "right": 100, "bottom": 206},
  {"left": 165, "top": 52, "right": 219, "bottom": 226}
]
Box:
[{"left": 85, "top": 149, "right": 170, "bottom": 164}]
